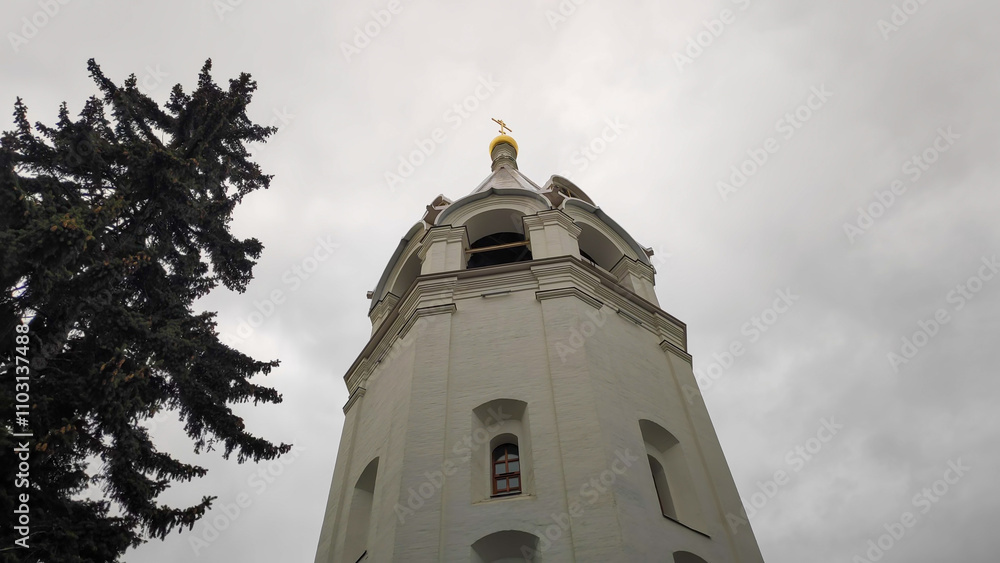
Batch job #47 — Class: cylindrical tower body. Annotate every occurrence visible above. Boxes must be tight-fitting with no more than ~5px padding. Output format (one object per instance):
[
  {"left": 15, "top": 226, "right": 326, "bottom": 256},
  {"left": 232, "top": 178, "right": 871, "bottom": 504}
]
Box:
[{"left": 315, "top": 138, "right": 765, "bottom": 563}]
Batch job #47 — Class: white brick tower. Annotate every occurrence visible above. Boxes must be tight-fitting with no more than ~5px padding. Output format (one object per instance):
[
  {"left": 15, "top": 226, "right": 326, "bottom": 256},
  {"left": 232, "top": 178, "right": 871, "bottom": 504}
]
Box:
[{"left": 314, "top": 131, "right": 765, "bottom": 563}]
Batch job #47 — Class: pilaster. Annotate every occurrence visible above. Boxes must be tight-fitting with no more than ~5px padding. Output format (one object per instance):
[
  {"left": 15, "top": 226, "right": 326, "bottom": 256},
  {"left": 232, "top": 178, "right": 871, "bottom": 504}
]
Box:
[
  {"left": 369, "top": 293, "right": 400, "bottom": 335},
  {"left": 611, "top": 255, "right": 658, "bottom": 305},
  {"left": 522, "top": 210, "right": 582, "bottom": 261},
  {"left": 418, "top": 225, "right": 469, "bottom": 275}
]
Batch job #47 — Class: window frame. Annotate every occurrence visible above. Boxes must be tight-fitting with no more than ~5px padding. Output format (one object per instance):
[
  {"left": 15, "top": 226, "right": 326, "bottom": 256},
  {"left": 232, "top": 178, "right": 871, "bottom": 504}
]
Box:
[{"left": 491, "top": 443, "right": 522, "bottom": 497}]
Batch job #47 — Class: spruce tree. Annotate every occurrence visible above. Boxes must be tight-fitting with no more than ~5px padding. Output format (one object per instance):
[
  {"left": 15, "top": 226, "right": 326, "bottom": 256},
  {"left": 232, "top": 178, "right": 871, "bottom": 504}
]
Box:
[{"left": 0, "top": 59, "right": 290, "bottom": 562}]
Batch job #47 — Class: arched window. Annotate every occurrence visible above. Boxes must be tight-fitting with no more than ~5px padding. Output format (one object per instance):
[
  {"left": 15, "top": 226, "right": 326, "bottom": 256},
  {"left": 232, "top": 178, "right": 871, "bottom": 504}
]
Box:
[
  {"left": 344, "top": 458, "right": 378, "bottom": 562},
  {"left": 579, "top": 248, "right": 600, "bottom": 267},
  {"left": 673, "top": 551, "right": 709, "bottom": 563},
  {"left": 648, "top": 455, "right": 676, "bottom": 519},
  {"left": 388, "top": 251, "right": 421, "bottom": 298},
  {"left": 576, "top": 223, "right": 624, "bottom": 271},
  {"left": 471, "top": 529, "right": 541, "bottom": 562},
  {"left": 472, "top": 401, "right": 531, "bottom": 502},
  {"left": 639, "top": 420, "right": 703, "bottom": 528},
  {"left": 467, "top": 232, "right": 532, "bottom": 269},
  {"left": 492, "top": 443, "right": 521, "bottom": 496}
]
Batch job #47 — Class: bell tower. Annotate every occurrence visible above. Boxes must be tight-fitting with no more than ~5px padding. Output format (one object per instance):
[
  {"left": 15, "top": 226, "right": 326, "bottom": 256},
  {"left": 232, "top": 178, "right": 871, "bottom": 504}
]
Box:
[{"left": 314, "top": 129, "right": 765, "bottom": 562}]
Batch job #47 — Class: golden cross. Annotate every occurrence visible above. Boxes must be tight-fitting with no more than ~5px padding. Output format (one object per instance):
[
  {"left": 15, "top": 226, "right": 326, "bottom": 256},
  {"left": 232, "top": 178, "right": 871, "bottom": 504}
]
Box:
[{"left": 492, "top": 118, "right": 512, "bottom": 135}]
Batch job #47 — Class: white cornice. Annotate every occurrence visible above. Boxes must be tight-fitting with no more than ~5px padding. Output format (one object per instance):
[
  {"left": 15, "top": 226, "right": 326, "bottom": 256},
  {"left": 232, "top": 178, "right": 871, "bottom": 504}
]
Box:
[
  {"left": 611, "top": 255, "right": 656, "bottom": 282},
  {"left": 342, "top": 385, "right": 366, "bottom": 414},
  {"left": 660, "top": 339, "right": 693, "bottom": 364},
  {"left": 342, "top": 256, "right": 688, "bottom": 392},
  {"left": 535, "top": 287, "right": 604, "bottom": 310}
]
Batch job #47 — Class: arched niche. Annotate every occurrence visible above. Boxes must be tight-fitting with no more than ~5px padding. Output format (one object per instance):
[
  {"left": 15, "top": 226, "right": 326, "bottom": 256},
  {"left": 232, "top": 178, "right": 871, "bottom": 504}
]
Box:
[
  {"left": 577, "top": 222, "right": 625, "bottom": 271},
  {"left": 461, "top": 208, "right": 530, "bottom": 243},
  {"left": 563, "top": 200, "right": 650, "bottom": 269},
  {"left": 368, "top": 222, "right": 426, "bottom": 312},
  {"left": 467, "top": 231, "right": 532, "bottom": 269},
  {"left": 471, "top": 529, "right": 542, "bottom": 563},
  {"left": 638, "top": 420, "right": 703, "bottom": 528},
  {"left": 388, "top": 248, "right": 422, "bottom": 298},
  {"left": 437, "top": 191, "right": 552, "bottom": 233},
  {"left": 673, "top": 551, "right": 709, "bottom": 563},
  {"left": 343, "top": 457, "right": 379, "bottom": 562},
  {"left": 472, "top": 399, "right": 531, "bottom": 502}
]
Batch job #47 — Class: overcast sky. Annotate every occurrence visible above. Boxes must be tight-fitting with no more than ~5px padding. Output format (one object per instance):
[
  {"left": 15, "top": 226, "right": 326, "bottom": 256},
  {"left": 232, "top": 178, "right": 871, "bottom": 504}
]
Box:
[{"left": 4, "top": 0, "right": 999, "bottom": 561}]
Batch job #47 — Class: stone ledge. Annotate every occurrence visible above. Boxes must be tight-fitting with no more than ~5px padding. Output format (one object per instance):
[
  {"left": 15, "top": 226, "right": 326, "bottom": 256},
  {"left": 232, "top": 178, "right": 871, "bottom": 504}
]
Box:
[
  {"left": 343, "top": 386, "right": 366, "bottom": 414},
  {"left": 343, "top": 256, "right": 688, "bottom": 388},
  {"left": 535, "top": 287, "right": 604, "bottom": 310},
  {"left": 398, "top": 303, "right": 458, "bottom": 340},
  {"left": 659, "top": 339, "right": 693, "bottom": 364}
]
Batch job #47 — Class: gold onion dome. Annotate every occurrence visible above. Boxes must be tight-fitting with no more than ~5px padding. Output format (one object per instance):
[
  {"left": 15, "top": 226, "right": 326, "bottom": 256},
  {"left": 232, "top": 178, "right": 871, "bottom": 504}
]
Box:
[
  {"left": 489, "top": 134, "right": 518, "bottom": 155},
  {"left": 489, "top": 118, "right": 518, "bottom": 171}
]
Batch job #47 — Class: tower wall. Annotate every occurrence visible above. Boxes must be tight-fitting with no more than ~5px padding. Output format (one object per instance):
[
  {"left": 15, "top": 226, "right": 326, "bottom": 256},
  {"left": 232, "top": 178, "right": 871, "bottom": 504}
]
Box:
[
  {"left": 315, "top": 144, "right": 763, "bottom": 562},
  {"left": 316, "top": 258, "right": 764, "bottom": 562}
]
